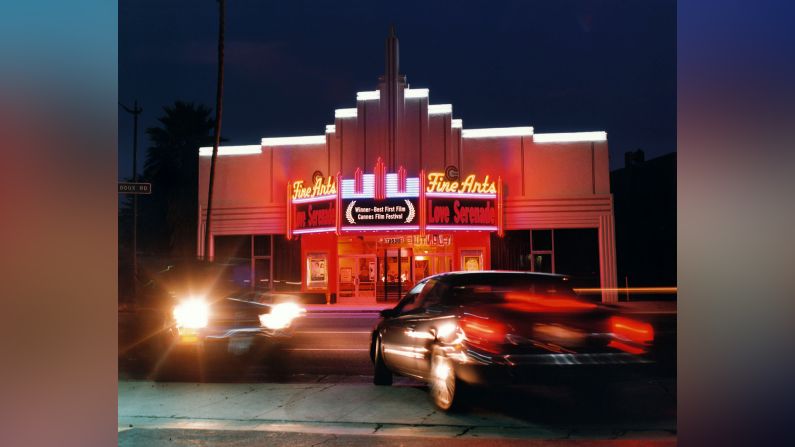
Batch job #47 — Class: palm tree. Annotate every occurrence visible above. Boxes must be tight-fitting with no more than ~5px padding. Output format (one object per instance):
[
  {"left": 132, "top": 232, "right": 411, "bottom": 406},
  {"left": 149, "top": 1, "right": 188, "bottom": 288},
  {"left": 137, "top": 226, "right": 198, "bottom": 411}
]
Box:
[
  {"left": 204, "top": 0, "right": 226, "bottom": 259},
  {"left": 135, "top": 101, "right": 216, "bottom": 257}
]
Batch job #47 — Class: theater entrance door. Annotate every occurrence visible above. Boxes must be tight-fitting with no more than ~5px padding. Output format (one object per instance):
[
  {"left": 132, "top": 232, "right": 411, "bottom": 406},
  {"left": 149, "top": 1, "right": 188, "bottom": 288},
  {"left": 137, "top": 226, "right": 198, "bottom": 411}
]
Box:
[{"left": 338, "top": 255, "right": 377, "bottom": 300}]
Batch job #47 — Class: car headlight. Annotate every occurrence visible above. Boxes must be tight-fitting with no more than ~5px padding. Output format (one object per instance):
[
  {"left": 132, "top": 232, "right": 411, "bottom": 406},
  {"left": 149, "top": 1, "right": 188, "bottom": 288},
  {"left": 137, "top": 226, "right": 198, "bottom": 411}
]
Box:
[
  {"left": 259, "top": 302, "right": 305, "bottom": 330},
  {"left": 173, "top": 297, "right": 209, "bottom": 329}
]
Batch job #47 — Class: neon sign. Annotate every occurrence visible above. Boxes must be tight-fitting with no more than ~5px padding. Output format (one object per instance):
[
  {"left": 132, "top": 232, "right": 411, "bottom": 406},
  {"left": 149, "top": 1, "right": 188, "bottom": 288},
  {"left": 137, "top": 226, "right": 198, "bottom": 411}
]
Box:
[
  {"left": 292, "top": 176, "right": 337, "bottom": 201},
  {"left": 286, "top": 166, "right": 503, "bottom": 238},
  {"left": 427, "top": 199, "right": 496, "bottom": 225},
  {"left": 426, "top": 173, "right": 496, "bottom": 194}
]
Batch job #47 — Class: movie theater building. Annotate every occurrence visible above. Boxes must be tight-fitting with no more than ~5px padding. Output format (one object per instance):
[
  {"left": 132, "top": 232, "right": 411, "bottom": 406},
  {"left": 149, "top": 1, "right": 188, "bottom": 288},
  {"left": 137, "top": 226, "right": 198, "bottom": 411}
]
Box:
[{"left": 198, "top": 30, "right": 618, "bottom": 304}]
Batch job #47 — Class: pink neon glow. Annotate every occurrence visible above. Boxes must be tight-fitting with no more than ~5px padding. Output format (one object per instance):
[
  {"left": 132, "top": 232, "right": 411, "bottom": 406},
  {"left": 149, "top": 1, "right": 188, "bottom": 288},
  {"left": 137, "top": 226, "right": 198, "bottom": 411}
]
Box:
[
  {"left": 425, "top": 225, "right": 498, "bottom": 232},
  {"left": 341, "top": 225, "right": 421, "bottom": 232},
  {"left": 292, "top": 227, "right": 336, "bottom": 234},
  {"left": 291, "top": 195, "right": 337, "bottom": 204},
  {"left": 425, "top": 192, "right": 497, "bottom": 199}
]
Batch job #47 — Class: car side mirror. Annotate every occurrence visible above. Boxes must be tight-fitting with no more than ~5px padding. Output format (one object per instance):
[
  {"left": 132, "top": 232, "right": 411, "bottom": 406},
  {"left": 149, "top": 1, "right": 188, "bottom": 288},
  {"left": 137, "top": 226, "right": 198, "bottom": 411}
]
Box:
[{"left": 379, "top": 308, "right": 398, "bottom": 318}]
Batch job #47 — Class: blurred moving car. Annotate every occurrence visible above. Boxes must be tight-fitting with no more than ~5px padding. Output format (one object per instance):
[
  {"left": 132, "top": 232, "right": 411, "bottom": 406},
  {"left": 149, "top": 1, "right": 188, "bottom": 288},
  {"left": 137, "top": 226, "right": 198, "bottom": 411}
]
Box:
[
  {"left": 131, "top": 260, "right": 305, "bottom": 378},
  {"left": 168, "top": 290, "right": 305, "bottom": 356},
  {"left": 370, "top": 271, "right": 656, "bottom": 410}
]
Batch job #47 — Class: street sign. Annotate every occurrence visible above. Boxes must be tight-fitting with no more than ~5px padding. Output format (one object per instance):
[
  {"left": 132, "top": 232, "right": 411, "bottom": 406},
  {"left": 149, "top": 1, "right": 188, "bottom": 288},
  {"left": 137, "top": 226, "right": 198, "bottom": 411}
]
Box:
[{"left": 118, "top": 182, "right": 152, "bottom": 194}]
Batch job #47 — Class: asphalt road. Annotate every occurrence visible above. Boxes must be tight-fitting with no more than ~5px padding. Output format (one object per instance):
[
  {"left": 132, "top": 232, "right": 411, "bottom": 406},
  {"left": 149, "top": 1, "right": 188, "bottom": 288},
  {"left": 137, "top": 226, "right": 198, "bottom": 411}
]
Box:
[
  {"left": 119, "top": 310, "right": 676, "bottom": 444},
  {"left": 120, "top": 310, "right": 675, "bottom": 382},
  {"left": 120, "top": 311, "right": 381, "bottom": 381}
]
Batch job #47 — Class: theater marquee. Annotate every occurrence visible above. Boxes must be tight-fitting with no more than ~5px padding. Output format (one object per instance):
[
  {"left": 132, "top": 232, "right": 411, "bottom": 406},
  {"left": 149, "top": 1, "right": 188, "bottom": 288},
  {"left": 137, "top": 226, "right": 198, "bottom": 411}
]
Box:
[
  {"left": 286, "top": 161, "right": 503, "bottom": 238},
  {"left": 425, "top": 172, "right": 503, "bottom": 234}
]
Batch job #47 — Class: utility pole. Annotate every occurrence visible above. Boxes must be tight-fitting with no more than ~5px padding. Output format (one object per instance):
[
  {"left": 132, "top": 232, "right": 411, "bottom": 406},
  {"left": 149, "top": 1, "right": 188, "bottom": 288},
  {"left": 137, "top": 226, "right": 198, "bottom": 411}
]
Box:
[
  {"left": 120, "top": 100, "right": 143, "bottom": 304},
  {"left": 204, "top": 0, "right": 226, "bottom": 261}
]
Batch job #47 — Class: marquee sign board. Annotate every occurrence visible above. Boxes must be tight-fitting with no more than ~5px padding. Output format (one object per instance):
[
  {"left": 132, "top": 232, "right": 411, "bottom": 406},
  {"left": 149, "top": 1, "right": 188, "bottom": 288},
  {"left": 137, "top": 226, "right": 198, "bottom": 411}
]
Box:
[
  {"left": 427, "top": 198, "right": 497, "bottom": 226},
  {"left": 342, "top": 197, "right": 418, "bottom": 227},
  {"left": 293, "top": 201, "right": 336, "bottom": 231},
  {"left": 424, "top": 171, "right": 501, "bottom": 232},
  {"left": 286, "top": 163, "right": 503, "bottom": 238},
  {"left": 287, "top": 175, "right": 338, "bottom": 238}
]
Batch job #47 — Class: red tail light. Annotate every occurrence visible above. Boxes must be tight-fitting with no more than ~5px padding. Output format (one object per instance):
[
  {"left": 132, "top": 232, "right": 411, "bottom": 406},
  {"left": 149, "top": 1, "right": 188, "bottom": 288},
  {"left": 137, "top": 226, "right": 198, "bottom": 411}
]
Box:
[
  {"left": 460, "top": 315, "right": 507, "bottom": 353},
  {"left": 609, "top": 316, "right": 654, "bottom": 344}
]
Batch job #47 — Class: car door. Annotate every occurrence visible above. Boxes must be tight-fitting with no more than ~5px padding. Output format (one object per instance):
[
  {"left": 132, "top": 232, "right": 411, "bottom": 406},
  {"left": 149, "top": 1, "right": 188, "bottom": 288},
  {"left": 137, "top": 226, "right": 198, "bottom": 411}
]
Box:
[
  {"left": 380, "top": 280, "right": 429, "bottom": 375},
  {"left": 407, "top": 280, "right": 454, "bottom": 374}
]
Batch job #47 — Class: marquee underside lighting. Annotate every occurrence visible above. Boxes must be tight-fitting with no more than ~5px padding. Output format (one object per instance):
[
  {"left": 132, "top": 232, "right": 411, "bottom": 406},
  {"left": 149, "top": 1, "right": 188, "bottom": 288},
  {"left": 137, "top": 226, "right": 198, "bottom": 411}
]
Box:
[
  {"left": 533, "top": 131, "right": 607, "bottom": 143},
  {"left": 292, "top": 227, "right": 337, "bottom": 235},
  {"left": 462, "top": 127, "right": 534, "bottom": 138},
  {"left": 199, "top": 145, "right": 261, "bottom": 157},
  {"left": 342, "top": 225, "right": 421, "bottom": 232},
  {"left": 261, "top": 135, "right": 326, "bottom": 146},
  {"left": 426, "top": 225, "right": 499, "bottom": 232}
]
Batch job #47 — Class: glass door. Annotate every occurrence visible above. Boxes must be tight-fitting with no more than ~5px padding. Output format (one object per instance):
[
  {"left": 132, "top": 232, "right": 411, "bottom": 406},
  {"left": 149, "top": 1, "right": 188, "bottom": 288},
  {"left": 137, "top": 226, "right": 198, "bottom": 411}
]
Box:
[
  {"left": 413, "top": 253, "right": 453, "bottom": 282},
  {"left": 355, "top": 255, "right": 376, "bottom": 299},
  {"left": 339, "top": 255, "right": 376, "bottom": 299}
]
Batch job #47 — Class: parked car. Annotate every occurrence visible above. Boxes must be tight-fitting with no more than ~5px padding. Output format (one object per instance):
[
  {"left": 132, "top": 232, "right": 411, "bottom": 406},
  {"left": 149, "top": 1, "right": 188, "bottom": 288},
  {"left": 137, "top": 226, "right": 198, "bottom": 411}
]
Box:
[{"left": 370, "top": 271, "right": 656, "bottom": 410}]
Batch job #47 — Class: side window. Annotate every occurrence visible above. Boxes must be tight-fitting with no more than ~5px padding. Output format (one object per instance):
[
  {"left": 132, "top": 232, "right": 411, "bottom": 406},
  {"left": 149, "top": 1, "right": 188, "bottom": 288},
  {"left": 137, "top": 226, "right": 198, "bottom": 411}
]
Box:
[
  {"left": 419, "top": 281, "right": 448, "bottom": 310},
  {"left": 397, "top": 280, "right": 431, "bottom": 314}
]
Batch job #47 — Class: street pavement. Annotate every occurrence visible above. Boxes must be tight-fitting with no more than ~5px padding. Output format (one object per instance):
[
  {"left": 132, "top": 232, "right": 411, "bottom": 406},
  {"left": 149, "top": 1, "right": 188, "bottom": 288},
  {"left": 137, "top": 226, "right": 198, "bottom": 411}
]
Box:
[{"left": 118, "top": 308, "right": 676, "bottom": 445}]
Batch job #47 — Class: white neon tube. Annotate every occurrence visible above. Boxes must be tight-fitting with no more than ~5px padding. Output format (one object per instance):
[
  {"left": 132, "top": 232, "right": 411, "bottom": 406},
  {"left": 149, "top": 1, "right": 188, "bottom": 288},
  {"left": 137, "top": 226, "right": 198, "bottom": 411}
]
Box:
[
  {"left": 199, "top": 145, "right": 261, "bottom": 156},
  {"left": 404, "top": 88, "right": 429, "bottom": 99},
  {"left": 533, "top": 131, "right": 607, "bottom": 143},
  {"left": 335, "top": 108, "right": 357, "bottom": 118},
  {"left": 461, "top": 127, "right": 534, "bottom": 138},
  {"left": 357, "top": 90, "right": 380, "bottom": 101},
  {"left": 428, "top": 104, "right": 452, "bottom": 114},
  {"left": 261, "top": 135, "right": 326, "bottom": 146}
]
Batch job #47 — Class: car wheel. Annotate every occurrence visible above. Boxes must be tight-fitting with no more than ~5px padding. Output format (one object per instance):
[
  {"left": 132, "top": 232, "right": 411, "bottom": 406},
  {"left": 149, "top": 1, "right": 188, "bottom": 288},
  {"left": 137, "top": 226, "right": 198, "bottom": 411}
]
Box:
[
  {"left": 373, "top": 336, "right": 393, "bottom": 386},
  {"left": 429, "top": 352, "right": 463, "bottom": 411}
]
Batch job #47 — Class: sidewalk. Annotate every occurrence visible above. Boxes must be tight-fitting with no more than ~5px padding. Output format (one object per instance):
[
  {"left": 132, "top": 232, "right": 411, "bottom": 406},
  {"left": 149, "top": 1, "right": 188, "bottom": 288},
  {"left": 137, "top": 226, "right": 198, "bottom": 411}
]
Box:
[{"left": 118, "top": 379, "right": 675, "bottom": 441}]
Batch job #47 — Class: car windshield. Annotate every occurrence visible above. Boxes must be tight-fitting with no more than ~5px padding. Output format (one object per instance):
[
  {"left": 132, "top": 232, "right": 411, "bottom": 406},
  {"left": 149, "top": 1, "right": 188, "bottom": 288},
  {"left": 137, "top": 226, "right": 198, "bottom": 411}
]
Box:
[{"left": 442, "top": 273, "right": 579, "bottom": 306}]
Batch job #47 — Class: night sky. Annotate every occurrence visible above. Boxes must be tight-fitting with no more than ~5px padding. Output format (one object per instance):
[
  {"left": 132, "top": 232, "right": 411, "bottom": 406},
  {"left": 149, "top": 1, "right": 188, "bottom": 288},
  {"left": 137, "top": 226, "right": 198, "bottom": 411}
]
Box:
[{"left": 119, "top": 0, "right": 675, "bottom": 178}]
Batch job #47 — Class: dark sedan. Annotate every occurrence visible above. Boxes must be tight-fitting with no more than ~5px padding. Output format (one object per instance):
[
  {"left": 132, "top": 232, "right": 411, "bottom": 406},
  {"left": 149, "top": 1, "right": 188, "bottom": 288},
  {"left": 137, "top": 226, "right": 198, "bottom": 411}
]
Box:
[{"left": 370, "top": 271, "right": 656, "bottom": 410}]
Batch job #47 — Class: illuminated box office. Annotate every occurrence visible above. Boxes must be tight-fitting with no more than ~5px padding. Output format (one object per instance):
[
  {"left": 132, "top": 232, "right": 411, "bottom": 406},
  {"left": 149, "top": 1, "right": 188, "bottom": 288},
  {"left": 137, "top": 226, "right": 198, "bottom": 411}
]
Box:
[{"left": 198, "top": 30, "right": 617, "bottom": 303}]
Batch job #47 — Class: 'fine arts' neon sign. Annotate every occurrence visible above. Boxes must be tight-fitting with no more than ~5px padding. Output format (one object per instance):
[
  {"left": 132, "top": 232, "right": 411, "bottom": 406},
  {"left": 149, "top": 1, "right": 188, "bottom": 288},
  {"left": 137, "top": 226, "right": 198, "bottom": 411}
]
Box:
[
  {"left": 291, "top": 176, "right": 337, "bottom": 201},
  {"left": 426, "top": 173, "right": 496, "bottom": 194}
]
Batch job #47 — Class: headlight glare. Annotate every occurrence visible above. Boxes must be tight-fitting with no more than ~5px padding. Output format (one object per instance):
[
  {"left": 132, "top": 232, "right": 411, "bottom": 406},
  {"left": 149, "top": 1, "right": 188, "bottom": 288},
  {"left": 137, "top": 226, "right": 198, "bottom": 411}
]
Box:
[
  {"left": 259, "top": 302, "right": 305, "bottom": 330},
  {"left": 173, "top": 297, "right": 209, "bottom": 329}
]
